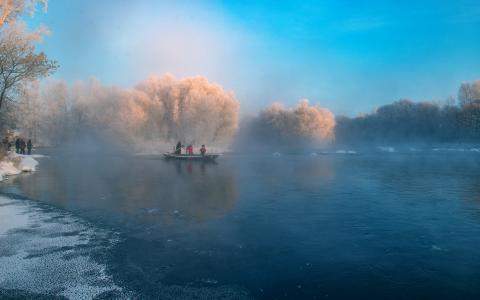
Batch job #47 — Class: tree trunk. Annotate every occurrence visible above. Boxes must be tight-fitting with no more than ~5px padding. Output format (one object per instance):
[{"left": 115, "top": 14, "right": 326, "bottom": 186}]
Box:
[{"left": 0, "top": 87, "right": 5, "bottom": 111}]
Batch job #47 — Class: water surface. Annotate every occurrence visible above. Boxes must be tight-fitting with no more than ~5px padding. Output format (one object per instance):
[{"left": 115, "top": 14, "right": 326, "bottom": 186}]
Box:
[{"left": 2, "top": 150, "right": 480, "bottom": 299}]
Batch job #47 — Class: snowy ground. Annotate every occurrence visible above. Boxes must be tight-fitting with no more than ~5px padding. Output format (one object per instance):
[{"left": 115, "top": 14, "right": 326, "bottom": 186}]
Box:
[
  {"left": 0, "top": 152, "right": 43, "bottom": 181},
  {"left": 0, "top": 195, "right": 126, "bottom": 299}
]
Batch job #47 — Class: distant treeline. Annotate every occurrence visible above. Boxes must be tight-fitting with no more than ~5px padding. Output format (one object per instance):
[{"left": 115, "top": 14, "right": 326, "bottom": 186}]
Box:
[{"left": 335, "top": 81, "right": 480, "bottom": 145}]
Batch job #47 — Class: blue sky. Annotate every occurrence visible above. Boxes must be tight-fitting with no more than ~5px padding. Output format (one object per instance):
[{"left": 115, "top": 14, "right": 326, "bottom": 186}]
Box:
[{"left": 25, "top": 0, "right": 480, "bottom": 115}]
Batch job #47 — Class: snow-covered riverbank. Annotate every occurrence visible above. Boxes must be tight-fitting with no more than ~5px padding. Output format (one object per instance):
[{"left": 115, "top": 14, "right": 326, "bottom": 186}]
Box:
[
  {"left": 0, "top": 195, "right": 124, "bottom": 299},
  {"left": 0, "top": 152, "right": 42, "bottom": 182},
  {"left": 0, "top": 151, "right": 129, "bottom": 298}
]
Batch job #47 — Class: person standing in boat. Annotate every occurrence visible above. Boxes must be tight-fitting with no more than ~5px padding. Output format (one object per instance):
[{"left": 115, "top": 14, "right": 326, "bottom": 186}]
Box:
[
  {"left": 200, "top": 145, "right": 206, "bottom": 156},
  {"left": 175, "top": 141, "right": 182, "bottom": 154},
  {"left": 186, "top": 144, "right": 193, "bottom": 155}
]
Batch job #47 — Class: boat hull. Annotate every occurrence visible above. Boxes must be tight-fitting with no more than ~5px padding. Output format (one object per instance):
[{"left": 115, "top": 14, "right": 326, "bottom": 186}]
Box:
[{"left": 163, "top": 153, "right": 219, "bottom": 161}]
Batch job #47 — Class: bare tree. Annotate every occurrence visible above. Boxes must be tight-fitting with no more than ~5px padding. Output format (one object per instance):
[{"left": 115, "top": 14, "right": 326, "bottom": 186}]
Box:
[{"left": 0, "top": 21, "right": 57, "bottom": 111}]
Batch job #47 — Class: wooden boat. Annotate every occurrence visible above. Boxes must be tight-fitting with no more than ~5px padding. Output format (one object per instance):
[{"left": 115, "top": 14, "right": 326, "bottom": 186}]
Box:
[{"left": 163, "top": 153, "right": 219, "bottom": 161}]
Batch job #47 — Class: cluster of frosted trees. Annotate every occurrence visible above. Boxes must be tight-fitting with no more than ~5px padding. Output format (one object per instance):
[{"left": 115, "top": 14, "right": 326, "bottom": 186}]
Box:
[
  {"left": 335, "top": 81, "right": 480, "bottom": 145},
  {"left": 17, "top": 78, "right": 480, "bottom": 149},
  {"left": 236, "top": 100, "right": 335, "bottom": 150},
  {"left": 17, "top": 80, "right": 337, "bottom": 150},
  {"left": 16, "top": 75, "right": 240, "bottom": 150}
]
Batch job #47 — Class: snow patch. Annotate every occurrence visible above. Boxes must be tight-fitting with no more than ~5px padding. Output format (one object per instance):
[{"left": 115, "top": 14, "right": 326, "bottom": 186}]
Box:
[
  {"left": 18, "top": 156, "right": 38, "bottom": 172},
  {"left": 29, "top": 154, "right": 49, "bottom": 158},
  {"left": 0, "top": 160, "right": 22, "bottom": 181},
  {"left": 0, "top": 152, "right": 39, "bottom": 181}
]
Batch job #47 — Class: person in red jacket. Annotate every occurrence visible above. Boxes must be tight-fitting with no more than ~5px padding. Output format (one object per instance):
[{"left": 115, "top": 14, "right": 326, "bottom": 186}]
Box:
[{"left": 186, "top": 145, "right": 193, "bottom": 155}]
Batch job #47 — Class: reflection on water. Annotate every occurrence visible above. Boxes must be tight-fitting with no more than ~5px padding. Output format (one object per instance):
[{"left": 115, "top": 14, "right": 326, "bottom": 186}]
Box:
[{"left": 7, "top": 153, "right": 238, "bottom": 227}]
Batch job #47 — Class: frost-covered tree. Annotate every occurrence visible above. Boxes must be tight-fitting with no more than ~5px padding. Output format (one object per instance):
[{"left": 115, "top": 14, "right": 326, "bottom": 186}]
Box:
[
  {"left": 15, "top": 80, "right": 69, "bottom": 144},
  {"left": 258, "top": 100, "right": 335, "bottom": 143},
  {"left": 38, "top": 80, "right": 69, "bottom": 144},
  {"left": 17, "top": 75, "right": 240, "bottom": 151},
  {"left": 458, "top": 81, "right": 480, "bottom": 107},
  {"left": 136, "top": 75, "right": 239, "bottom": 146},
  {"left": 0, "top": 0, "right": 47, "bottom": 27},
  {"left": 16, "top": 80, "right": 40, "bottom": 140},
  {"left": 238, "top": 100, "right": 335, "bottom": 150},
  {"left": 457, "top": 81, "right": 480, "bottom": 139},
  {"left": 0, "top": 21, "right": 57, "bottom": 112}
]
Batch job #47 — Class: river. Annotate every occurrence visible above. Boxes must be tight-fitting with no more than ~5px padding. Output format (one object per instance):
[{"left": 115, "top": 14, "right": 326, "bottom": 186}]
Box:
[{"left": 1, "top": 149, "right": 480, "bottom": 299}]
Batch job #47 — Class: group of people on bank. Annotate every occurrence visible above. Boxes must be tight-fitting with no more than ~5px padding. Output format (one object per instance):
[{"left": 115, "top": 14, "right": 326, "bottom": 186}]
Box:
[
  {"left": 2, "top": 137, "right": 33, "bottom": 155},
  {"left": 174, "top": 142, "right": 207, "bottom": 156}
]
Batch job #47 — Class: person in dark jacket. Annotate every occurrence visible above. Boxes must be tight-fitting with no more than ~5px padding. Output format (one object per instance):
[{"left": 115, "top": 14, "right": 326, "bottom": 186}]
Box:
[
  {"left": 175, "top": 141, "right": 182, "bottom": 155},
  {"left": 19, "top": 139, "right": 26, "bottom": 155},
  {"left": 200, "top": 145, "right": 206, "bottom": 156},
  {"left": 15, "top": 138, "right": 20, "bottom": 154},
  {"left": 27, "top": 139, "right": 33, "bottom": 155}
]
